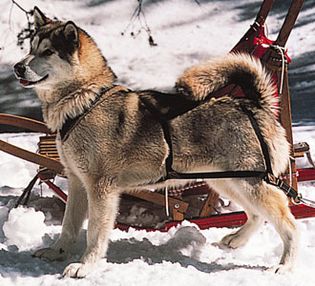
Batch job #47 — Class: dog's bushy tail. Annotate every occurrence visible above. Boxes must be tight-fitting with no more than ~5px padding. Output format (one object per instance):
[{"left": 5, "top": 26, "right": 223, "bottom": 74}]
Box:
[{"left": 175, "top": 53, "right": 277, "bottom": 111}]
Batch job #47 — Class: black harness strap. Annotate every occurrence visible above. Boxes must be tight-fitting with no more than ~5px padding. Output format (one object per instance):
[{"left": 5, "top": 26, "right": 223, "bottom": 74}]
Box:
[
  {"left": 60, "top": 113, "right": 87, "bottom": 141},
  {"left": 140, "top": 97, "right": 301, "bottom": 202},
  {"left": 60, "top": 86, "right": 115, "bottom": 141},
  {"left": 240, "top": 104, "right": 274, "bottom": 175},
  {"left": 265, "top": 173, "right": 301, "bottom": 203},
  {"left": 242, "top": 106, "right": 301, "bottom": 201},
  {"left": 140, "top": 97, "right": 175, "bottom": 175},
  {"left": 166, "top": 170, "right": 266, "bottom": 180},
  {"left": 165, "top": 104, "right": 268, "bottom": 181},
  {"left": 59, "top": 87, "right": 301, "bottom": 203},
  {"left": 240, "top": 105, "right": 300, "bottom": 202},
  {"left": 140, "top": 97, "right": 267, "bottom": 181},
  {"left": 239, "top": 105, "right": 300, "bottom": 201}
]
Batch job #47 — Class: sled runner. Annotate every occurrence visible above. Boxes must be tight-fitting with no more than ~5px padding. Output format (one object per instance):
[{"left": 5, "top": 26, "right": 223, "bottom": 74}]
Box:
[{"left": 1, "top": 0, "right": 315, "bottom": 230}]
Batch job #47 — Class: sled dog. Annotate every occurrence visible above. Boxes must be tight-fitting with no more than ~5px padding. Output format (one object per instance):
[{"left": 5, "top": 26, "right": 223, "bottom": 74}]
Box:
[{"left": 14, "top": 7, "right": 298, "bottom": 278}]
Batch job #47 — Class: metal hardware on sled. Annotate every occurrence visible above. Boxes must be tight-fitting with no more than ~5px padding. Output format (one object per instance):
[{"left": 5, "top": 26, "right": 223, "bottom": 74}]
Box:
[{"left": 293, "top": 142, "right": 315, "bottom": 168}]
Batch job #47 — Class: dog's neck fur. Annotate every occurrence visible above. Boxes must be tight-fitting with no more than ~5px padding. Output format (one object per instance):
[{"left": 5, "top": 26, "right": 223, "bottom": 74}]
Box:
[
  {"left": 37, "top": 32, "right": 116, "bottom": 132},
  {"left": 40, "top": 82, "right": 102, "bottom": 132}
]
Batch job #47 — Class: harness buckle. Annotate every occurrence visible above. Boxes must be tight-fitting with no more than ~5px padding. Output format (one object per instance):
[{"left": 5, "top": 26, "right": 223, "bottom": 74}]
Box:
[
  {"left": 265, "top": 173, "right": 278, "bottom": 186},
  {"left": 265, "top": 172, "right": 302, "bottom": 204},
  {"left": 291, "top": 193, "right": 302, "bottom": 205}
]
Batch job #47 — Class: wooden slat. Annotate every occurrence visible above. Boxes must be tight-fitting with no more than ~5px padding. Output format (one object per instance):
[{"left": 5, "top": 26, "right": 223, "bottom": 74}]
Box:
[
  {"left": 130, "top": 191, "right": 189, "bottom": 221},
  {"left": 0, "top": 139, "right": 63, "bottom": 174},
  {"left": 275, "top": 0, "right": 304, "bottom": 47},
  {"left": 280, "top": 70, "right": 298, "bottom": 190},
  {"left": 39, "top": 141, "right": 57, "bottom": 145},
  {"left": 255, "top": 0, "right": 274, "bottom": 25},
  {"left": 0, "top": 113, "right": 51, "bottom": 134},
  {"left": 199, "top": 187, "right": 220, "bottom": 217},
  {"left": 39, "top": 149, "right": 58, "bottom": 152},
  {"left": 231, "top": 0, "right": 274, "bottom": 53}
]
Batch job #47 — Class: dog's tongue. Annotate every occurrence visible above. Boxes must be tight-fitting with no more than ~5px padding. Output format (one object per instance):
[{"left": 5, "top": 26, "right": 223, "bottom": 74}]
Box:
[{"left": 19, "top": 79, "right": 30, "bottom": 86}]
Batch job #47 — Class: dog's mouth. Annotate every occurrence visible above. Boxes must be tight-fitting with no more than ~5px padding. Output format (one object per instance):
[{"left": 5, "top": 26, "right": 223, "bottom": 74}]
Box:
[{"left": 19, "top": 74, "right": 49, "bottom": 87}]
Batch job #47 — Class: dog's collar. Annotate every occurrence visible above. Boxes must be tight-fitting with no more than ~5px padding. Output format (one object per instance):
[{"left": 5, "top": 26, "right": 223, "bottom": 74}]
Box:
[{"left": 59, "top": 86, "right": 111, "bottom": 142}]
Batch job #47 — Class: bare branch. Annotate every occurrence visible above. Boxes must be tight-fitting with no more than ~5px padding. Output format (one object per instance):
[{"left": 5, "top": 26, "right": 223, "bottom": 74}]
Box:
[
  {"left": 11, "top": 0, "right": 30, "bottom": 14},
  {"left": 10, "top": 0, "right": 34, "bottom": 49},
  {"left": 121, "top": 0, "right": 157, "bottom": 47}
]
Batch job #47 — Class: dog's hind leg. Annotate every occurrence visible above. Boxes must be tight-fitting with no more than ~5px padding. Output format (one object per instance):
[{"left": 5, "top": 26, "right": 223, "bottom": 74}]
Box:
[
  {"left": 214, "top": 180, "right": 298, "bottom": 272},
  {"left": 34, "top": 173, "right": 87, "bottom": 261},
  {"left": 256, "top": 183, "right": 298, "bottom": 273},
  {"left": 218, "top": 211, "right": 263, "bottom": 249},
  {"left": 63, "top": 181, "right": 120, "bottom": 278},
  {"left": 213, "top": 180, "right": 263, "bottom": 249}
]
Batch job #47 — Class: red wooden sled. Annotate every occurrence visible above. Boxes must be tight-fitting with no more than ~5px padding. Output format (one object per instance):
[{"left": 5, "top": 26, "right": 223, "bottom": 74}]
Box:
[{"left": 1, "top": 0, "right": 315, "bottom": 230}]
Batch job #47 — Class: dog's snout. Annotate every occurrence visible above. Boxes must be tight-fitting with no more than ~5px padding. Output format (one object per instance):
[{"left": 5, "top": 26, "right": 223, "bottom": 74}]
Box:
[{"left": 14, "top": 62, "right": 26, "bottom": 77}]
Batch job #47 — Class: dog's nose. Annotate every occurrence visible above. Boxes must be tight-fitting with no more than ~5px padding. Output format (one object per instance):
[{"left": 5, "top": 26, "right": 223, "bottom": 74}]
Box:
[{"left": 14, "top": 62, "right": 26, "bottom": 77}]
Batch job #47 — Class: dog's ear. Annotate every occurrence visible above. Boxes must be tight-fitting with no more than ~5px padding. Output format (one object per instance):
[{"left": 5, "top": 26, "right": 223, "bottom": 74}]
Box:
[
  {"left": 33, "top": 6, "right": 52, "bottom": 30},
  {"left": 63, "top": 21, "right": 79, "bottom": 46}
]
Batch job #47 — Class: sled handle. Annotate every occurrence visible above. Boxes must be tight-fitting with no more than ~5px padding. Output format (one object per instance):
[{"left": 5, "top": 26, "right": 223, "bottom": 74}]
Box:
[
  {"left": 275, "top": 0, "right": 304, "bottom": 46},
  {"left": 0, "top": 139, "right": 64, "bottom": 174},
  {"left": 0, "top": 114, "right": 63, "bottom": 174},
  {"left": 0, "top": 113, "right": 51, "bottom": 134},
  {"left": 231, "top": 0, "right": 274, "bottom": 52},
  {"left": 255, "top": 0, "right": 275, "bottom": 25}
]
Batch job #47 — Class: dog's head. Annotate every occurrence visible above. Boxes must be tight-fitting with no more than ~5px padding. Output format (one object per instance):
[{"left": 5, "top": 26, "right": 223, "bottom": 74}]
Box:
[{"left": 13, "top": 7, "right": 81, "bottom": 90}]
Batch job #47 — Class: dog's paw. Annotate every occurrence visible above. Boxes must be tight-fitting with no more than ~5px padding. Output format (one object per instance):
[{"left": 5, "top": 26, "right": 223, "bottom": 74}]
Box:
[
  {"left": 215, "top": 233, "right": 246, "bottom": 249},
  {"left": 33, "top": 247, "right": 68, "bottom": 261},
  {"left": 269, "top": 264, "right": 293, "bottom": 274},
  {"left": 63, "top": 262, "right": 92, "bottom": 278}
]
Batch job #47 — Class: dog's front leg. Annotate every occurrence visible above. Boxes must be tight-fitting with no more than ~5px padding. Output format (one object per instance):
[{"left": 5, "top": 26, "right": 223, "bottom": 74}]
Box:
[
  {"left": 63, "top": 182, "right": 120, "bottom": 278},
  {"left": 34, "top": 173, "right": 87, "bottom": 261}
]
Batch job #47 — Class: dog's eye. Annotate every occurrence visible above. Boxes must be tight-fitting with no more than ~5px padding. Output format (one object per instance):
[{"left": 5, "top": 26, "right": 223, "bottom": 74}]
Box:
[{"left": 41, "top": 49, "right": 54, "bottom": 57}]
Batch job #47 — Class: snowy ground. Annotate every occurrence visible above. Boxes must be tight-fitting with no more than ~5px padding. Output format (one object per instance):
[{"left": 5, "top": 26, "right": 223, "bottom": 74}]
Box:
[
  {"left": 0, "top": 127, "right": 315, "bottom": 286},
  {"left": 0, "top": 0, "right": 315, "bottom": 285}
]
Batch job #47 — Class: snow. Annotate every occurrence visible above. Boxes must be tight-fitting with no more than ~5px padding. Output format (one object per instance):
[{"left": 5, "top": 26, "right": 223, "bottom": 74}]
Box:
[
  {"left": 3, "top": 206, "right": 47, "bottom": 251},
  {"left": 0, "top": 133, "right": 38, "bottom": 188},
  {"left": 0, "top": 0, "right": 315, "bottom": 285}
]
